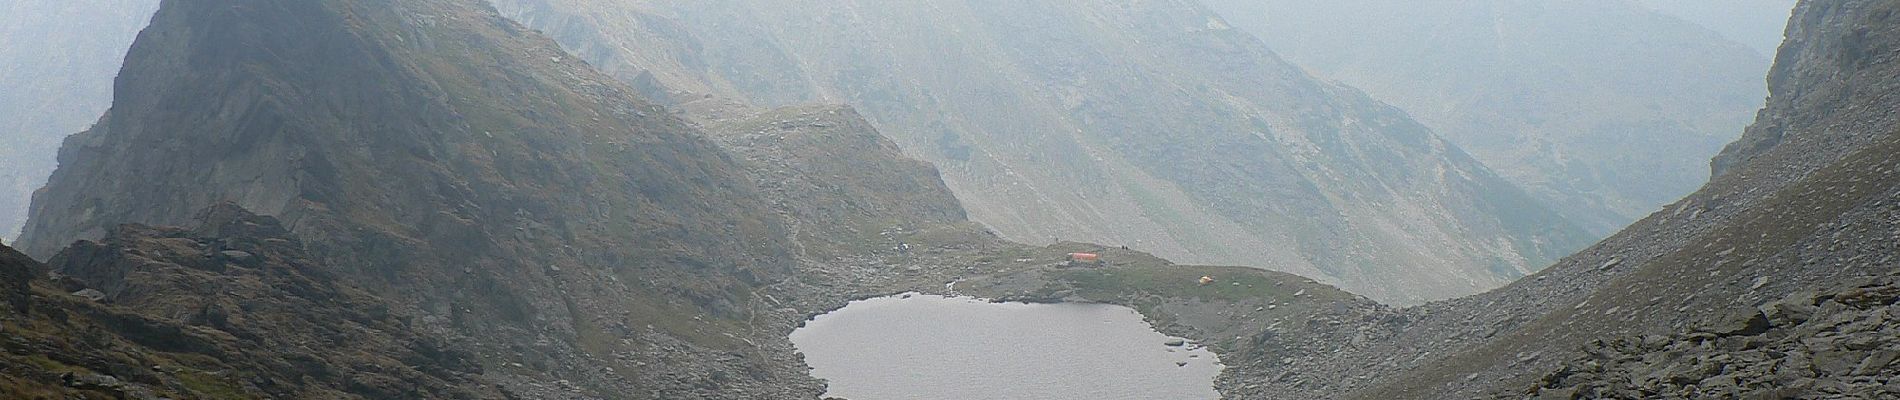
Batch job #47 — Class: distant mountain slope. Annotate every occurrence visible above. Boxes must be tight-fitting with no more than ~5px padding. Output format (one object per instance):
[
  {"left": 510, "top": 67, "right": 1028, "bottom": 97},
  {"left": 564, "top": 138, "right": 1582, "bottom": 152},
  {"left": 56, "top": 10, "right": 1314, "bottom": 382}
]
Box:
[
  {"left": 13, "top": 0, "right": 828, "bottom": 397},
  {"left": 1205, "top": 0, "right": 1772, "bottom": 236},
  {"left": 1214, "top": 0, "right": 1900, "bottom": 398},
  {"left": 0, "top": 1, "right": 159, "bottom": 242},
  {"left": 1634, "top": 0, "right": 1800, "bottom": 56},
  {"left": 491, "top": 0, "right": 1592, "bottom": 305}
]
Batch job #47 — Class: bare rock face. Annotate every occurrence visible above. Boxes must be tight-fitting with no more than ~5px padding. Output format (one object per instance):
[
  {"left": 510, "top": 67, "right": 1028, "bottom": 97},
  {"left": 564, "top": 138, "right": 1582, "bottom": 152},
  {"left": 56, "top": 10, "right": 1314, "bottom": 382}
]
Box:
[
  {"left": 492, "top": 0, "right": 1593, "bottom": 305},
  {"left": 14, "top": 0, "right": 825, "bottom": 397},
  {"left": 1711, "top": 0, "right": 1900, "bottom": 180}
]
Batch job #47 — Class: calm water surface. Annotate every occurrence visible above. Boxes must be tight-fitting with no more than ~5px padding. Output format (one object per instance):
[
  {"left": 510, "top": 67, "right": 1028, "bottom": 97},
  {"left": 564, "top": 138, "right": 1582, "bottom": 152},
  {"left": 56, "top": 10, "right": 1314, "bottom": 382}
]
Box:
[{"left": 789, "top": 294, "right": 1222, "bottom": 400}]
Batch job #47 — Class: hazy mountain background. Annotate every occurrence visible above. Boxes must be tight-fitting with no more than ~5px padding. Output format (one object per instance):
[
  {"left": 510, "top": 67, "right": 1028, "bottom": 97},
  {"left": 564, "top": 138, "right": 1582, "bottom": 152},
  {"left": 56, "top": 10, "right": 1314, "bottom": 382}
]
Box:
[
  {"left": 0, "top": 1, "right": 1390, "bottom": 397},
  {"left": 1634, "top": 0, "right": 1802, "bottom": 56},
  {"left": 0, "top": 0, "right": 1812, "bottom": 305},
  {"left": 491, "top": 0, "right": 1594, "bottom": 305},
  {"left": 0, "top": 1, "right": 160, "bottom": 243},
  {"left": 1212, "top": 1, "right": 1900, "bottom": 397},
  {"left": 1202, "top": 0, "right": 1780, "bottom": 236},
  {"left": 1, "top": 0, "right": 1894, "bottom": 399}
]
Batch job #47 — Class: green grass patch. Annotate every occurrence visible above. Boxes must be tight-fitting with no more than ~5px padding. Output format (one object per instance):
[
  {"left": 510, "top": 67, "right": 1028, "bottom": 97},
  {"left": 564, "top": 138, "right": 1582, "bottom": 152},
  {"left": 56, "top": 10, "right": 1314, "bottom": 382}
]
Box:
[
  {"left": 19, "top": 354, "right": 79, "bottom": 374},
  {"left": 172, "top": 370, "right": 249, "bottom": 400},
  {"left": 1058, "top": 265, "right": 1292, "bottom": 304}
]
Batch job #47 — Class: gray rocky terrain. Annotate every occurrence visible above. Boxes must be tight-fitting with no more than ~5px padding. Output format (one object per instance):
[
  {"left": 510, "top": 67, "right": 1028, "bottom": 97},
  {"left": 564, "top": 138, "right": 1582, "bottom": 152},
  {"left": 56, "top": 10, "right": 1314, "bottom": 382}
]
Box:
[{"left": 1520, "top": 280, "right": 1900, "bottom": 399}]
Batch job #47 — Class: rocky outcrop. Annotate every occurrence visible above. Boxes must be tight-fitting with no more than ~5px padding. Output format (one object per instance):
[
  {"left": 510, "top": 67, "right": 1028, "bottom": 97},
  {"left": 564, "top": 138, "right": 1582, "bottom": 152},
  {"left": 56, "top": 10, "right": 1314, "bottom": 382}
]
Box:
[
  {"left": 1519, "top": 281, "right": 1900, "bottom": 399},
  {"left": 492, "top": 0, "right": 1592, "bottom": 305},
  {"left": 1204, "top": 0, "right": 1772, "bottom": 235},
  {"left": 0, "top": 238, "right": 34, "bottom": 315},
  {"left": 0, "top": 206, "right": 507, "bottom": 399},
  {"left": 1711, "top": 0, "right": 1900, "bottom": 180}
]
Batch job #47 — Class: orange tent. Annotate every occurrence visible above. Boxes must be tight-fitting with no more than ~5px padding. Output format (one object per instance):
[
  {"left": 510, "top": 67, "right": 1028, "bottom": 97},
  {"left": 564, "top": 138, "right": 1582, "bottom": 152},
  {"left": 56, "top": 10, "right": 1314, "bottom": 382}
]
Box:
[{"left": 1067, "top": 253, "right": 1101, "bottom": 262}]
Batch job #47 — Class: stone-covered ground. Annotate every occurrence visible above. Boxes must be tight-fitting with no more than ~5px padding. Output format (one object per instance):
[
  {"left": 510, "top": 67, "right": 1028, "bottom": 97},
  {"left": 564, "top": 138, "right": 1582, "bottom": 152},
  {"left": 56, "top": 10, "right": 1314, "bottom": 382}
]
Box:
[{"left": 1518, "top": 280, "right": 1900, "bottom": 399}]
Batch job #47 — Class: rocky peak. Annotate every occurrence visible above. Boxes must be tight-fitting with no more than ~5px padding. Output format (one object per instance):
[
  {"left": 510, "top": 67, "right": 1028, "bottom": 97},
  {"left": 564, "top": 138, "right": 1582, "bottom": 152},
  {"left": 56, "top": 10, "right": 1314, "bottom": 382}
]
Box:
[{"left": 15, "top": 0, "right": 819, "bottom": 396}]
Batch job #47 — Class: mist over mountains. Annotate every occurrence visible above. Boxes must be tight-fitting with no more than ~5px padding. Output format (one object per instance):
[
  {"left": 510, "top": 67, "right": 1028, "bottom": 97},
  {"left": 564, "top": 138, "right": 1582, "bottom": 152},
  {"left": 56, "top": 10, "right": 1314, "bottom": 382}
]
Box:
[
  {"left": 0, "top": 1, "right": 159, "bottom": 242},
  {"left": 5, "top": 0, "right": 1894, "bottom": 399},
  {"left": 491, "top": 0, "right": 1598, "bottom": 305},
  {"left": 1635, "top": 0, "right": 1802, "bottom": 56},
  {"left": 1204, "top": 0, "right": 1773, "bottom": 237}
]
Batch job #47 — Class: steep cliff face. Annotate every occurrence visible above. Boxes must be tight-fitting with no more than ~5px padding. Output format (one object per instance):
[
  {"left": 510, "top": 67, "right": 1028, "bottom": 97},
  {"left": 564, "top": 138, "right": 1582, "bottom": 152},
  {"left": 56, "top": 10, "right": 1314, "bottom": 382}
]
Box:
[
  {"left": 15, "top": 0, "right": 827, "bottom": 397},
  {"left": 0, "top": 208, "right": 507, "bottom": 399},
  {"left": 490, "top": 0, "right": 1591, "bottom": 305},
  {"left": 1214, "top": 0, "right": 1900, "bottom": 398},
  {"left": 1712, "top": 0, "right": 1900, "bottom": 180},
  {"left": 1204, "top": 0, "right": 1772, "bottom": 236},
  {"left": 0, "top": 1, "right": 159, "bottom": 242}
]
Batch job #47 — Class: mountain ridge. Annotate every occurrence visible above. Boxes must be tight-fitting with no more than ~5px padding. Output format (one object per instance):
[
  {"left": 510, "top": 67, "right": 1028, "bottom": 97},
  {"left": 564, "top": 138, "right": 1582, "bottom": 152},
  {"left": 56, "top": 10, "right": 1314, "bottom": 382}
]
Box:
[
  {"left": 1204, "top": 0, "right": 1773, "bottom": 236},
  {"left": 488, "top": 0, "right": 1593, "bottom": 305},
  {"left": 15, "top": 0, "right": 829, "bottom": 397},
  {"left": 6, "top": 0, "right": 1890, "bottom": 398}
]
